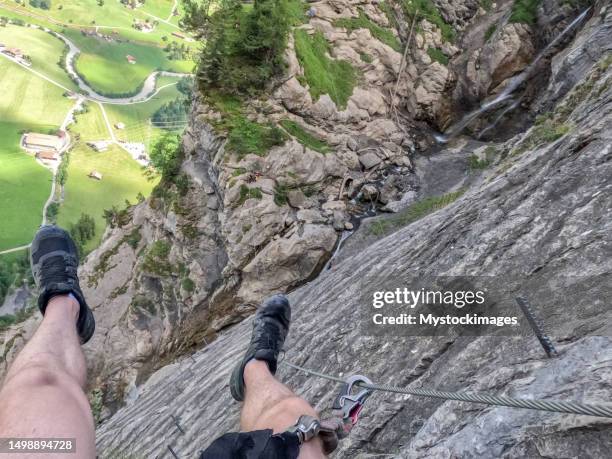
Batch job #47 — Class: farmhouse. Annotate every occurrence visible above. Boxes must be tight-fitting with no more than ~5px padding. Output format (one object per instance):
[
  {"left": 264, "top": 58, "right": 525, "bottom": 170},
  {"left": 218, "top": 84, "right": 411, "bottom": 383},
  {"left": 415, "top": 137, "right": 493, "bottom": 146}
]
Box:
[
  {"left": 4, "top": 47, "right": 22, "bottom": 58},
  {"left": 37, "top": 150, "right": 59, "bottom": 161},
  {"left": 89, "top": 171, "right": 103, "bottom": 180},
  {"left": 23, "top": 133, "right": 63, "bottom": 153},
  {"left": 126, "top": 55, "right": 137, "bottom": 64},
  {"left": 87, "top": 141, "right": 109, "bottom": 152},
  {"left": 171, "top": 31, "right": 185, "bottom": 40},
  {"left": 115, "top": 122, "right": 126, "bottom": 130}
]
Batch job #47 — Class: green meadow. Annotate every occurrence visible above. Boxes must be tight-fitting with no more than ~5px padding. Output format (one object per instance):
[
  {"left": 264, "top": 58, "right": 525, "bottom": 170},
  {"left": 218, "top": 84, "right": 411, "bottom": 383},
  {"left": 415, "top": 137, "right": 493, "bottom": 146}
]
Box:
[
  {"left": 0, "top": 24, "right": 78, "bottom": 90},
  {"left": 57, "top": 143, "right": 158, "bottom": 253},
  {"left": 105, "top": 79, "right": 184, "bottom": 144},
  {"left": 64, "top": 28, "right": 192, "bottom": 95},
  {"left": 0, "top": 59, "right": 71, "bottom": 251}
]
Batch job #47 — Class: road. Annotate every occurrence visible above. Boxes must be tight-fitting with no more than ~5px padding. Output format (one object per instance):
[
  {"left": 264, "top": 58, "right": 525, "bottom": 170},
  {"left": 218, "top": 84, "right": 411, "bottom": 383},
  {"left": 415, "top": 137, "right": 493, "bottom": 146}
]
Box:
[{"left": 54, "top": 29, "right": 188, "bottom": 104}]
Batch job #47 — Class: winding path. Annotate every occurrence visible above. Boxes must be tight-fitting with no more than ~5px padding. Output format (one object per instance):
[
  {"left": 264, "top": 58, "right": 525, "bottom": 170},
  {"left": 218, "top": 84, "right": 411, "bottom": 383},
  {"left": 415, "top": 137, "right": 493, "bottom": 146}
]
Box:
[{"left": 53, "top": 30, "right": 189, "bottom": 104}]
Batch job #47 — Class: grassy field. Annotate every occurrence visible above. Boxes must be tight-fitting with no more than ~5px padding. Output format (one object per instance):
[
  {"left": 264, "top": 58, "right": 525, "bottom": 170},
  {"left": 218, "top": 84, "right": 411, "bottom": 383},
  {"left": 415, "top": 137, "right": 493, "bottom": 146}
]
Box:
[
  {"left": 64, "top": 28, "right": 192, "bottom": 95},
  {"left": 0, "top": 24, "right": 78, "bottom": 90},
  {"left": 140, "top": 0, "right": 175, "bottom": 19},
  {"left": 105, "top": 80, "right": 184, "bottom": 143},
  {"left": 57, "top": 143, "right": 158, "bottom": 253},
  {"left": 0, "top": 58, "right": 72, "bottom": 251},
  {"left": 70, "top": 102, "right": 110, "bottom": 141},
  {"left": 0, "top": 123, "right": 53, "bottom": 251}
]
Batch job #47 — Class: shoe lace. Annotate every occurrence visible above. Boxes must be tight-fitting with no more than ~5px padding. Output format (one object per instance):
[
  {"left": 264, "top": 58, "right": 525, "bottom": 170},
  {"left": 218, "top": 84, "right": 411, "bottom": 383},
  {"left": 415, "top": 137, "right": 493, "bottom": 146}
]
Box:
[{"left": 40, "top": 255, "right": 78, "bottom": 287}]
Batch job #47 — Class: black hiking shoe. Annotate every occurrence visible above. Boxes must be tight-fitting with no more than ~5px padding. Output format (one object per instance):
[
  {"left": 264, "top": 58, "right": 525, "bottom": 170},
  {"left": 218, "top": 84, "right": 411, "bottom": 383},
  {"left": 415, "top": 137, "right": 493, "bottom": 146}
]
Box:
[
  {"left": 230, "top": 294, "right": 291, "bottom": 401},
  {"left": 30, "top": 225, "right": 95, "bottom": 344}
]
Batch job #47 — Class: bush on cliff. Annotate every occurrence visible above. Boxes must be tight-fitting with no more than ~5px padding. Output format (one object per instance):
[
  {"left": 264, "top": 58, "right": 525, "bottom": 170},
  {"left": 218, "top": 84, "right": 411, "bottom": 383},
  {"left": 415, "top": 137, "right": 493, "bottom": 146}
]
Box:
[{"left": 183, "top": 0, "right": 291, "bottom": 95}]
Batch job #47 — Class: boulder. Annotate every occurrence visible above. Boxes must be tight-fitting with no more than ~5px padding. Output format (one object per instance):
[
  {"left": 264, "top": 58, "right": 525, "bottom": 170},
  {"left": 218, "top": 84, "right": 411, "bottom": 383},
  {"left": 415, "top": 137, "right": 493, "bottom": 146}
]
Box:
[
  {"left": 359, "top": 151, "right": 383, "bottom": 169},
  {"left": 237, "top": 224, "right": 338, "bottom": 302}
]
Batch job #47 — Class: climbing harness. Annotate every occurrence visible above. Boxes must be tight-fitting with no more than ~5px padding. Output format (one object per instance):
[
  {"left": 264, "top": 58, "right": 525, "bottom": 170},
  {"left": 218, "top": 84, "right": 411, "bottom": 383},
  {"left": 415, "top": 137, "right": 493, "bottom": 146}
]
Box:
[{"left": 285, "top": 374, "right": 374, "bottom": 454}]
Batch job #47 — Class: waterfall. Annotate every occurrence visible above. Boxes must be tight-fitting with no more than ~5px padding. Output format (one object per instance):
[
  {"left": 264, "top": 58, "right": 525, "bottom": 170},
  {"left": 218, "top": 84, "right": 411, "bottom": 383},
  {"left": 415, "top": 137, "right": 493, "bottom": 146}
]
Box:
[
  {"left": 324, "top": 230, "right": 354, "bottom": 270},
  {"left": 436, "top": 7, "right": 591, "bottom": 143}
]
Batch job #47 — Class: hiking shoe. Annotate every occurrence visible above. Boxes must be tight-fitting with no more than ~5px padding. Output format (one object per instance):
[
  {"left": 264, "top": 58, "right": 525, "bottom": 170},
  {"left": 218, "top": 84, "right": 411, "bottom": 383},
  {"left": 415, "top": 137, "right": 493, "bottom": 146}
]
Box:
[
  {"left": 230, "top": 294, "right": 291, "bottom": 401},
  {"left": 30, "top": 225, "right": 95, "bottom": 344}
]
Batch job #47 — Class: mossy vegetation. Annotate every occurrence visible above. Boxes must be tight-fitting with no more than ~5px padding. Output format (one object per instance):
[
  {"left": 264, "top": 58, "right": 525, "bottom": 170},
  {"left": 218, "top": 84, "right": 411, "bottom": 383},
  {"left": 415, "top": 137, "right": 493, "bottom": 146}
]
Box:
[
  {"left": 334, "top": 9, "right": 402, "bottom": 52},
  {"left": 294, "top": 30, "right": 357, "bottom": 109},
  {"left": 181, "top": 277, "right": 195, "bottom": 293},
  {"left": 401, "top": 0, "right": 455, "bottom": 42},
  {"left": 273, "top": 184, "right": 289, "bottom": 206},
  {"left": 89, "top": 389, "right": 104, "bottom": 425},
  {"left": 0, "top": 305, "right": 36, "bottom": 332},
  {"left": 427, "top": 47, "right": 448, "bottom": 65},
  {"left": 279, "top": 119, "right": 331, "bottom": 154},
  {"left": 484, "top": 24, "right": 497, "bottom": 42},
  {"left": 509, "top": 0, "right": 541, "bottom": 25},
  {"left": 227, "top": 118, "right": 286, "bottom": 159},
  {"left": 480, "top": 0, "right": 494, "bottom": 11},
  {"left": 513, "top": 113, "right": 571, "bottom": 155},
  {"left": 238, "top": 185, "right": 263, "bottom": 206},
  {"left": 359, "top": 52, "right": 374, "bottom": 63},
  {"left": 370, "top": 190, "right": 465, "bottom": 236},
  {"left": 206, "top": 92, "right": 286, "bottom": 159},
  {"left": 142, "top": 240, "right": 174, "bottom": 276},
  {"left": 469, "top": 146, "right": 497, "bottom": 170}
]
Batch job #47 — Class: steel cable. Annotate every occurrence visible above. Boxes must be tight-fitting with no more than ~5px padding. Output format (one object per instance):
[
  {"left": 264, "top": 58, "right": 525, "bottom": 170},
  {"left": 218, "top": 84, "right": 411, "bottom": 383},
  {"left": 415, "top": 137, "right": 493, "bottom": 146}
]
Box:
[{"left": 282, "top": 361, "right": 612, "bottom": 418}]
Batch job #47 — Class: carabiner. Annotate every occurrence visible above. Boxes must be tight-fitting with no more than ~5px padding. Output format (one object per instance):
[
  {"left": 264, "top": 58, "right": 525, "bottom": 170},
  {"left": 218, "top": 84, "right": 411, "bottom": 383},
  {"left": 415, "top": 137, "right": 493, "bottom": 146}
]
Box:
[{"left": 332, "top": 374, "right": 373, "bottom": 426}]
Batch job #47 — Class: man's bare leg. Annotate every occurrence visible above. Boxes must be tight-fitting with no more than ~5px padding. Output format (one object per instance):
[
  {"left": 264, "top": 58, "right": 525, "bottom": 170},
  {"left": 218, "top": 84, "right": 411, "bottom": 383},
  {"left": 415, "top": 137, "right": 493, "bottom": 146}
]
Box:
[
  {"left": 240, "top": 360, "right": 324, "bottom": 458},
  {"left": 0, "top": 295, "right": 95, "bottom": 458}
]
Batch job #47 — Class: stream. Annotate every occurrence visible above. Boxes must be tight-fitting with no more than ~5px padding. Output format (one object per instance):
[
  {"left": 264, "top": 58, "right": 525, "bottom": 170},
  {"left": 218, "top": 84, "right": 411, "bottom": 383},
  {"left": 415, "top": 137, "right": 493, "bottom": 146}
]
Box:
[{"left": 435, "top": 7, "right": 591, "bottom": 143}]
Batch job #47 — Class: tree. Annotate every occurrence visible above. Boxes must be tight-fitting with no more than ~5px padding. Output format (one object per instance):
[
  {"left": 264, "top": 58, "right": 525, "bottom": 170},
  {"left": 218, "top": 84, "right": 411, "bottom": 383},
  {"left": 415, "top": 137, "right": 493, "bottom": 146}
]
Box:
[
  {"left": 149, "top": 133, "right": 181, "bottom": 178},
  {"left": 151, "top": 98, "right": 188, "bottom": 127},
  {"left": 97, "top": 0, "right": 104, "bottom": 6},
  {"left": 69, "top": 213, "right": 96, "bottom": 256}
]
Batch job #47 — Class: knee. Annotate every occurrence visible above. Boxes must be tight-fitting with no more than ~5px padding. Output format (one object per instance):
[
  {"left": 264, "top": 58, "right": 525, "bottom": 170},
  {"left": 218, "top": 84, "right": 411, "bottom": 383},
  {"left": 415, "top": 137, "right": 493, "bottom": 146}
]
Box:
[
  {"left": 6, "top": 363, "right": 78, "bottom": 393},
  {"left": 263, "top": 395, "right": 319, "bottom": 425}
]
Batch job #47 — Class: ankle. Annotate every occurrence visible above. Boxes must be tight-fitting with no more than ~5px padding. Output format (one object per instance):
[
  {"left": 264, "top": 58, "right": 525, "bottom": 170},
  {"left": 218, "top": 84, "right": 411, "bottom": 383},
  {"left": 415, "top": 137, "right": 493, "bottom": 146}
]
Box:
[
  {"left": 46, "top": 294, "right": 79, "bottom": 321},
  {"left": 244, "top": 359, "right": 272, "bottom": 382}
]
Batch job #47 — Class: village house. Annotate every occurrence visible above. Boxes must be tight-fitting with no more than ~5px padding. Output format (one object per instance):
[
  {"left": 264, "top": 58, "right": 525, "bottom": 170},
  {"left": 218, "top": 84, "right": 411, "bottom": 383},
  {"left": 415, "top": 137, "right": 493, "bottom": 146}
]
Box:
[
  {"left": 171, "top": 31, "right": 185, "bottom": 40},
  {"left": 36, "top": 150, "right": 59, "bottom": 162},
  {"left": 86, "top": 141, "right": 109, "bottom": 152},
  {"left": 4, "top": 47, "right": 22, "bottom": 58},
  {"left": 89, "top": 171, "right": 103, "bottom": 181},
  {"left": 22, "top": 133, "right": 64, "bottom": 153},
  {"left": 126, "top": 55, "right": 137, "bottom": 64}
]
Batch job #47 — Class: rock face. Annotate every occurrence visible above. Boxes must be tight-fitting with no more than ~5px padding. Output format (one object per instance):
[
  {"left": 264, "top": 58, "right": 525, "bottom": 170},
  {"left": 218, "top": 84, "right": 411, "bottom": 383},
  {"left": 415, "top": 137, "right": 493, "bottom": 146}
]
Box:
[{"left": 96, "top": 44, "right": 612, "bottom": 455}]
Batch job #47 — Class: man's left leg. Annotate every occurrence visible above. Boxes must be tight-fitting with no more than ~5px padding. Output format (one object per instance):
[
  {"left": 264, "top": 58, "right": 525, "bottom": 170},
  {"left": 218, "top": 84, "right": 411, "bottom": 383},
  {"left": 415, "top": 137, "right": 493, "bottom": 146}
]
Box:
[
  {"left": 0, "top": 295, "right": 95, "bottom": 457},
  {"left": 0, "top": 226, "right": 96, "bottom": 458}
]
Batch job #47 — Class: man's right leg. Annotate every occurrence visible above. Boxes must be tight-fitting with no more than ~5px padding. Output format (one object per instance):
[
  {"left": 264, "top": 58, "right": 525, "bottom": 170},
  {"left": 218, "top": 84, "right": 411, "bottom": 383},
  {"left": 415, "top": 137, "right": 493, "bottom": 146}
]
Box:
[
  {"left": 240, "top": 360, "right": 324, "bottom": 458},
  {"left": 228, "top": 294, "right": 325, "bottom": 458}
]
